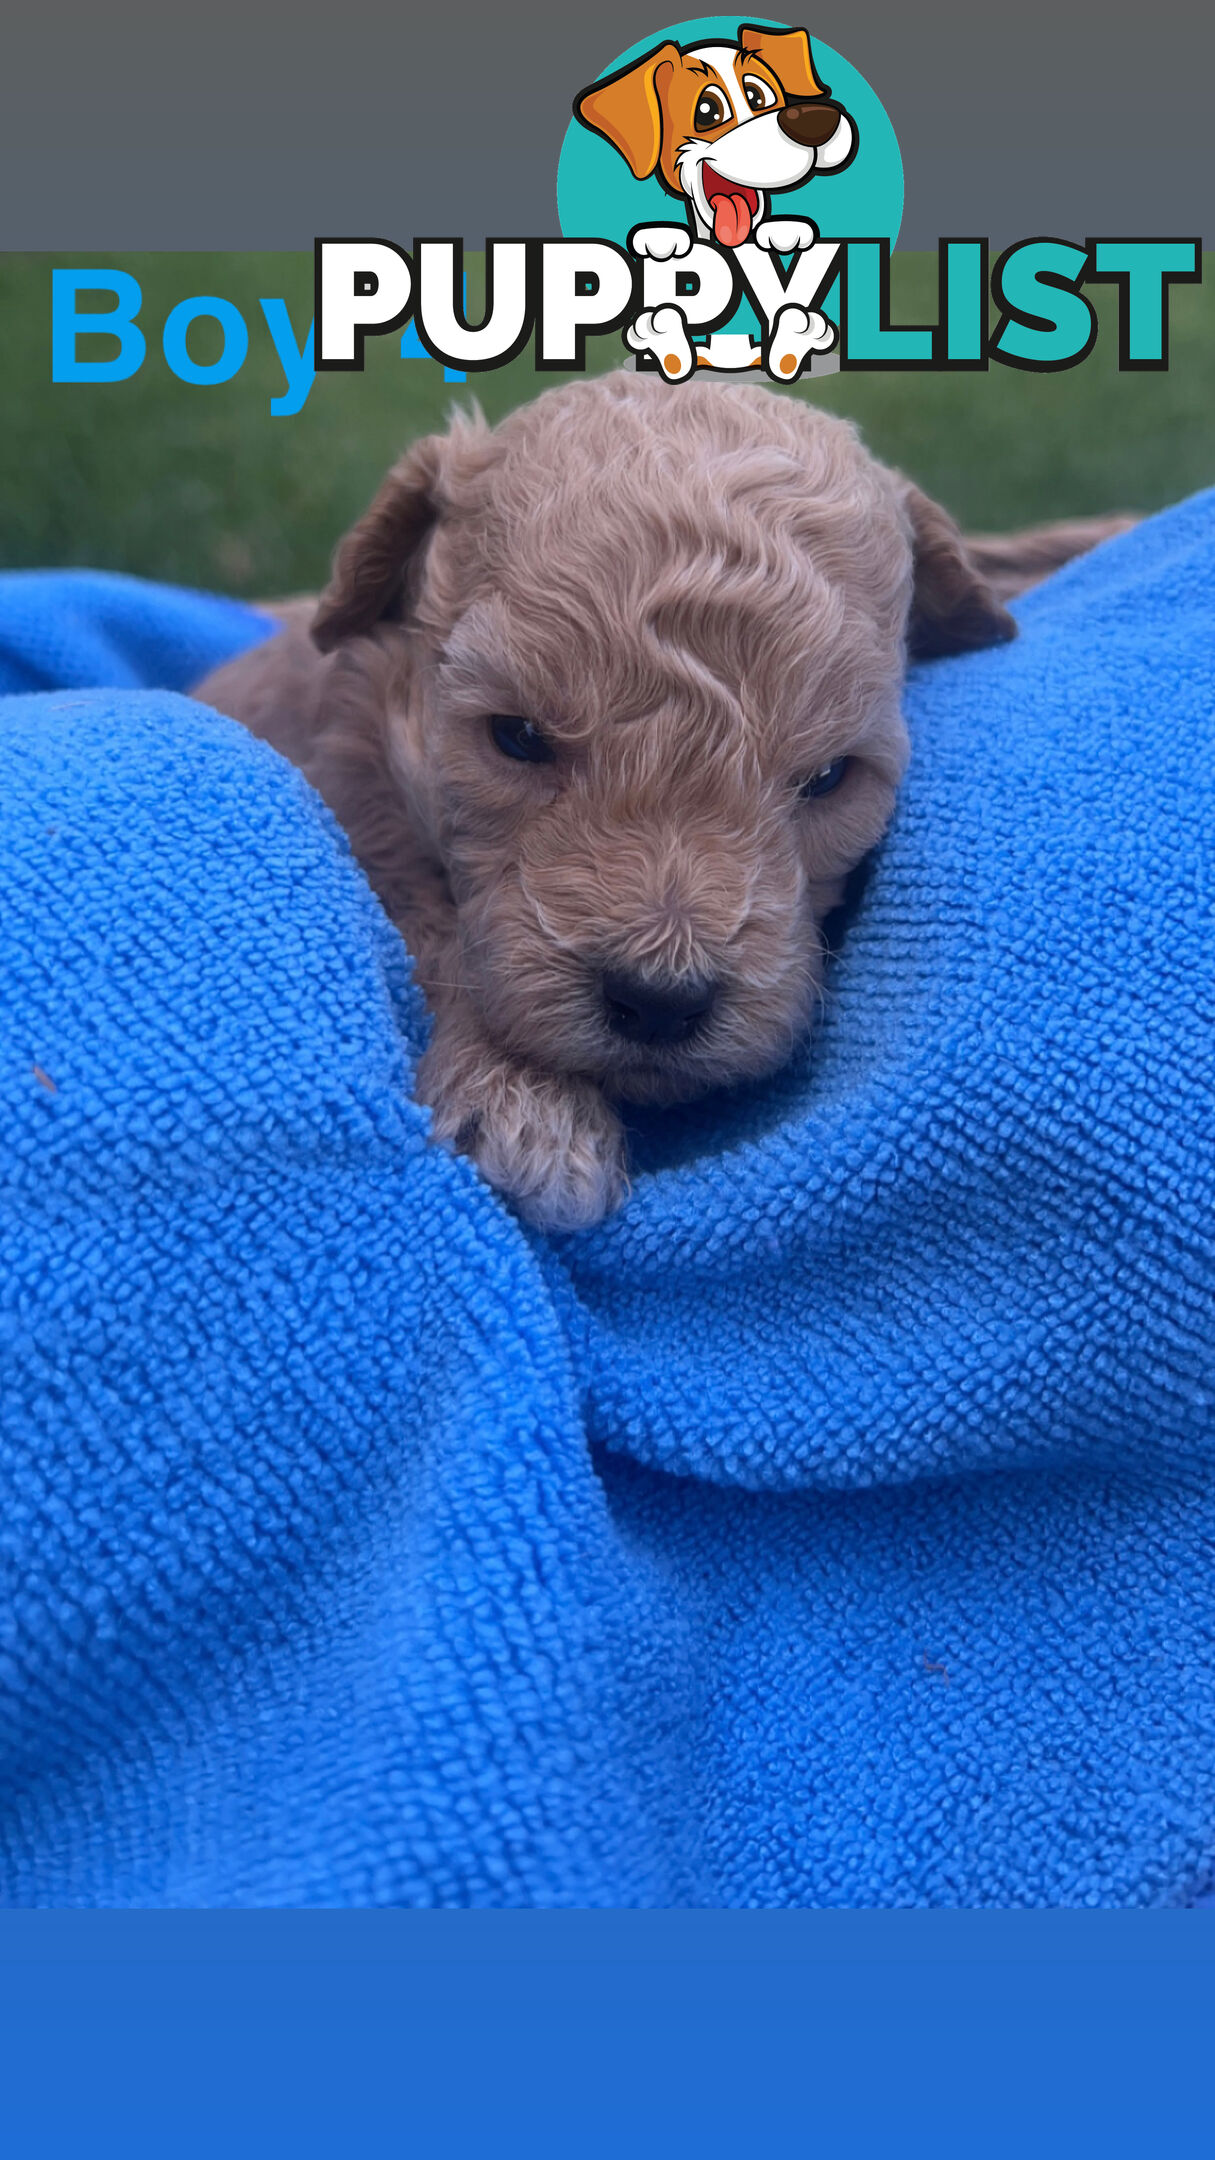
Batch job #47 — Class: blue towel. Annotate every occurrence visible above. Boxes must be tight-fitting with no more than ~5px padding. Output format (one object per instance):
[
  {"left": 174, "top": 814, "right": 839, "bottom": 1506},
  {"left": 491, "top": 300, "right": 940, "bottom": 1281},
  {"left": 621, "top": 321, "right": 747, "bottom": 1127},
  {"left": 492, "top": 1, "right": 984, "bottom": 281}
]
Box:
[
  {"left": 0, "top": 568, "right": 273, "bottom": 697},
  {"left": 1, "top": 503, "right": 1213, "bottom": 1908}
]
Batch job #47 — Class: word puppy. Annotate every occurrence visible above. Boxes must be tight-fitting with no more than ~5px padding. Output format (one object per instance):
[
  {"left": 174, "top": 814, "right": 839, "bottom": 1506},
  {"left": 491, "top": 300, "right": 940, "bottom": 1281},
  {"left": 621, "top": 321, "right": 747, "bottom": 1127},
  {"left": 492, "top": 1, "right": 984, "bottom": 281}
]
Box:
[{"left": 198, "top": 373, "right": 1022, "bottom": 1231}]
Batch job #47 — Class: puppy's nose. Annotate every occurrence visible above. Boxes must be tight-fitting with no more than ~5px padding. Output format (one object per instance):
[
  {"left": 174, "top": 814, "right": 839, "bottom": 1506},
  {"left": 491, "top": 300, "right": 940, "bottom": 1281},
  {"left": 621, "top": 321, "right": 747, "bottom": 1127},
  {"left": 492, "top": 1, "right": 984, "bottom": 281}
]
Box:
[
  {"left": 602, "top": 970, "right": 718, "bottom": 1047},
  {"left": 777, "top": 98, "right": 844, "bottom": 147}
]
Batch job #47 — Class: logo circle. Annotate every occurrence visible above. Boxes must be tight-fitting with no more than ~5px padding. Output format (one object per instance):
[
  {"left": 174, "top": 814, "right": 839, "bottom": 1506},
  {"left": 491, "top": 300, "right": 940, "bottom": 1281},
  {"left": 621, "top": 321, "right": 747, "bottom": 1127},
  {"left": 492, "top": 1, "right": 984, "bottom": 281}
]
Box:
[{"left": 557, "top": 14, "right": 903, "bottom": 257}]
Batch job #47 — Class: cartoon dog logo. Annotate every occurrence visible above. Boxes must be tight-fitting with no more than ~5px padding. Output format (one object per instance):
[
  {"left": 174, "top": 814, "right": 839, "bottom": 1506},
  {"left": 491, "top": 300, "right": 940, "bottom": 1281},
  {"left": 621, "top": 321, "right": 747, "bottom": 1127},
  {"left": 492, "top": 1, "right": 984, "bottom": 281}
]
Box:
[{"left": 574, "top": 22, "right": 855, "bottom": 253}]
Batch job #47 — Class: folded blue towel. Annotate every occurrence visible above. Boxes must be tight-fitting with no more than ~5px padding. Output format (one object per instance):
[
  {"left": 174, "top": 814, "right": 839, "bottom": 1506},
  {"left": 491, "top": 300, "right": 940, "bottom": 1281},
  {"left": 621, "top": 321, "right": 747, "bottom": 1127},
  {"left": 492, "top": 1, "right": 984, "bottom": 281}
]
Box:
[
  {"left": 1, "top": 500, "right": 1213, "bottom": 1907},
  {"left": 0, "top": 568, "right": 273, "bottom": 697}
]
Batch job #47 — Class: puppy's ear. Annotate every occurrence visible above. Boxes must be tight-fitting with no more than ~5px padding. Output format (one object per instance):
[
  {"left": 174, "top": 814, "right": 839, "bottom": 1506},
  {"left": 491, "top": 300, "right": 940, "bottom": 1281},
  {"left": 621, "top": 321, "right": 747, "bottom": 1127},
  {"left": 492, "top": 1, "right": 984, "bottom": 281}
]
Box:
[
  {"left": 574, "top": 42, "right": 680, "bottom": 180},
  {"left": 310, "top": 435, "right": 445, "bottom": 653},
  {"left": 903, "top": 484, "right": 1019, "bottom": 659},
  {"left": 737, "top": 24, "right": 828, "bottom": 99}
]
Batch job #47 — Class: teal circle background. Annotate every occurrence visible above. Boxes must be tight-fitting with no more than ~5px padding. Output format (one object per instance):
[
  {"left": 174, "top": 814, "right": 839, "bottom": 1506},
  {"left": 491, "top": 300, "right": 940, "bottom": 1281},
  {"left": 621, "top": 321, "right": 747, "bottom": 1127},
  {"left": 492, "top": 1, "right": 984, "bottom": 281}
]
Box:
[{"left": 556, "top": 15, "right": 903, "bottom": 252}]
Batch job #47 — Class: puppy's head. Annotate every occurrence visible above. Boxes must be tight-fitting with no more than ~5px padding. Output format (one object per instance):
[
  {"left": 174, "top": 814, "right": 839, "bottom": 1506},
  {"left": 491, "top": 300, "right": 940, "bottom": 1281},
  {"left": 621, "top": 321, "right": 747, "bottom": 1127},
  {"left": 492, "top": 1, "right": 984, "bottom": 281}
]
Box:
[
  {"left": 575, "top": 23, "right": 856, "bottom": 246},
  {"left": 312, "top": 372, "right": 1013, "bottom": 1105}
]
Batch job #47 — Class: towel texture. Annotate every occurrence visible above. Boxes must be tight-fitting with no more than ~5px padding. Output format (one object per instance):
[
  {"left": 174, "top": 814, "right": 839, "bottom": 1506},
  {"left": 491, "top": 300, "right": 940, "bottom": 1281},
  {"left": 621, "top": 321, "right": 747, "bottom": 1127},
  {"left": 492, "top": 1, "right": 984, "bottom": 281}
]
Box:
[
  {"left": 0, "top": 568, "right": 273, "bottom": 697},
  {"left": 1, "top": 501, "right": 1213, "bottom": 1907}
]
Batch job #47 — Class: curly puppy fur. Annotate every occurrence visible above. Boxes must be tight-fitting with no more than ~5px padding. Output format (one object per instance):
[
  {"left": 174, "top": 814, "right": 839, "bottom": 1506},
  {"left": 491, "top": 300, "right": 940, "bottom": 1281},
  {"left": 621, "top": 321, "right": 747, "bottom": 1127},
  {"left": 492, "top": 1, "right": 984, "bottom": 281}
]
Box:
[{"left": 196, "top": 371, "right": 1122, "bottom": 1230}]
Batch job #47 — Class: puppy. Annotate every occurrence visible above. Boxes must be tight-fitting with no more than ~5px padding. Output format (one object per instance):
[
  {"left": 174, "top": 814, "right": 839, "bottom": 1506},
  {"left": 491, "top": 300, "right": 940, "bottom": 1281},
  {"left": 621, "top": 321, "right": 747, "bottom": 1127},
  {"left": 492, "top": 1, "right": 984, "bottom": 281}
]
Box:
[
  {"left": 195, "top": 373, "right": 1120, "bottom": 1232},
  {"left": 575, "top": 23, "right": 855, "bottom": 251}
]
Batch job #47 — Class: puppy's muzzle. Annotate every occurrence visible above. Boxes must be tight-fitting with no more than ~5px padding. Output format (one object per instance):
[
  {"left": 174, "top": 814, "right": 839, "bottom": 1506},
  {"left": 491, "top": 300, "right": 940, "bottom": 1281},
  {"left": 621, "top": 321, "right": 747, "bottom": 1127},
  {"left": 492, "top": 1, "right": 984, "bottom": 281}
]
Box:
[
  {"left": 602, "top": 969, "right": 718, "bottom": 1047},
  {"left": 777, "top": 99, "right": 846, "bottom": 147}
]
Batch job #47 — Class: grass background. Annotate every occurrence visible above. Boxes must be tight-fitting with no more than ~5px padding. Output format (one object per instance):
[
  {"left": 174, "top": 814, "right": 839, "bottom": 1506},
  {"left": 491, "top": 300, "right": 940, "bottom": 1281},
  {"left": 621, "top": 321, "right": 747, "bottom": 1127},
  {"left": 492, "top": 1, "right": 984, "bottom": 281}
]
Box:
[{"left": 3, "top": 250, "right": 1211, "bottom": 598}]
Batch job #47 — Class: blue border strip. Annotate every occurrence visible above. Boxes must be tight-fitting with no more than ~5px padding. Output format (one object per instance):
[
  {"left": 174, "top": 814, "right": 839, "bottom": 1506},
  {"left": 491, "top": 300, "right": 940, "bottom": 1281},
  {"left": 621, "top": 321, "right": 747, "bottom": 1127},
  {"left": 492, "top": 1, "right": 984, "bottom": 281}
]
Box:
[{"left": 1, "top": 1913, "right": 1212, "bottom": 2159}]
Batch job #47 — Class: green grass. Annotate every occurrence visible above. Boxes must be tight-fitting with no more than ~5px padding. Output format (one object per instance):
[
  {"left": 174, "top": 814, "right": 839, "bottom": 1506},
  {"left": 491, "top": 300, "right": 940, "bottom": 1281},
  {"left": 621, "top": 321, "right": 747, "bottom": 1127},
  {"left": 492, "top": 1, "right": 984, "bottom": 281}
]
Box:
[{"left": 2, "top": 250, "right": 1211, "bottom": 599}]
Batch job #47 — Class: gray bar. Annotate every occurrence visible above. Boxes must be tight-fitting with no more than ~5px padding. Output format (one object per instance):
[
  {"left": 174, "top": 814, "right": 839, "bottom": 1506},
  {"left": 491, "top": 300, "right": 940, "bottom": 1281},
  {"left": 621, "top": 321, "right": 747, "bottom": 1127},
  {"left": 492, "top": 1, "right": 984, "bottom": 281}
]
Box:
[{"left": 1, "top": 0, "right": 1208, "bottom": 249}]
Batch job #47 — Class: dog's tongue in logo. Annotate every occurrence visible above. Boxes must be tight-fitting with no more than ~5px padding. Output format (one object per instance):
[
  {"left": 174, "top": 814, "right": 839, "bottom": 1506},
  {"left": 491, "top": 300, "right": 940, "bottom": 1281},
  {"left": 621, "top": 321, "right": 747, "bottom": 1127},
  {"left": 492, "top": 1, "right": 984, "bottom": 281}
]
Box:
[
  {"left": 714, "top": 195, "right": 751, "bottom": 246},
  {"left": 703, "top": 168, "right": 759, "bottom": 247}
]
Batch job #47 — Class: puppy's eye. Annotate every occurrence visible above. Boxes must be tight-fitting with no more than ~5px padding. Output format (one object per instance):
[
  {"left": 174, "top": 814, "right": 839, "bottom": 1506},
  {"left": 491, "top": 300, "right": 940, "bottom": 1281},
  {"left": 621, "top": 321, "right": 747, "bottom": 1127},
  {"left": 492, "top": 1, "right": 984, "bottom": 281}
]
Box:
[
  {"left": 742, "top": 74, "right": 778, "bottom": 113},
  {"left": 797, "top": 758, "right": 850, "bottom": 799},
  {"left": 694, "top": 89, "right": 729, "bottom": 129},
  {"left": 489, "top": 714, "right": 555, "bottom": 764}
]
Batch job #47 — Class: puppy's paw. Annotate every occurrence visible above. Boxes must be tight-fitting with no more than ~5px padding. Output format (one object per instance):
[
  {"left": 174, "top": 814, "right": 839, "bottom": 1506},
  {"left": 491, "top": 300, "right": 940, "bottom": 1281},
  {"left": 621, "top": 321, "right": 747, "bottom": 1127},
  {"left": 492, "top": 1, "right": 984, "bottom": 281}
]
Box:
[
  {"left": 752, "top": 216, "right": 819, "bottom": 254},
  {"left": 765, "top": 302, "right": 836, "bottom": 381},
  {"left": 625, "top": 305, "right": 694, "bottom": 381},
  {"left": 630, "top": 224, "right": 693, "bottom": 261},
  {"left": 419, "top": 1044, "right": 628, "bottom": 1233}
]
